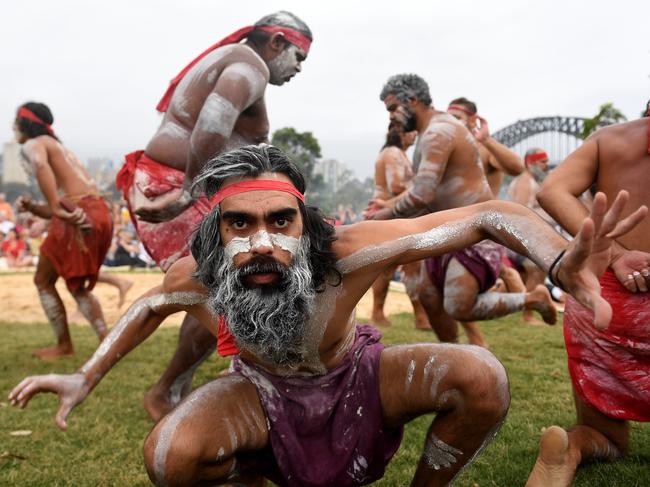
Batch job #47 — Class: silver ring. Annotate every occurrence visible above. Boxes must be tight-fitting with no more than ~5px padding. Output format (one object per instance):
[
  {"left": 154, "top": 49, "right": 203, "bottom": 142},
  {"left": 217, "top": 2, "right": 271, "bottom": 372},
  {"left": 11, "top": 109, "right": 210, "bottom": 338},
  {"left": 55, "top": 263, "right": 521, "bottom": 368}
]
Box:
[{"left": 633, "top": 271, "right": 641, "bottom": 277}]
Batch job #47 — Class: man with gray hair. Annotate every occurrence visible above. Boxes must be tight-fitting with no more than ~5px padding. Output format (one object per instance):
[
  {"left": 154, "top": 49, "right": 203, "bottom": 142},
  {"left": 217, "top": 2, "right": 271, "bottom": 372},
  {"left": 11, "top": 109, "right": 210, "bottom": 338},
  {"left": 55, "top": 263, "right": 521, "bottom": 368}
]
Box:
[
  {"left": 115, "top": 11, "right": 312, "bottom": 419},
  {"left": 10, "top": 145, "right": 644, "bottom": 486},
  {"left": 366, "top": 74, "right": 557, "bottom": 345}
]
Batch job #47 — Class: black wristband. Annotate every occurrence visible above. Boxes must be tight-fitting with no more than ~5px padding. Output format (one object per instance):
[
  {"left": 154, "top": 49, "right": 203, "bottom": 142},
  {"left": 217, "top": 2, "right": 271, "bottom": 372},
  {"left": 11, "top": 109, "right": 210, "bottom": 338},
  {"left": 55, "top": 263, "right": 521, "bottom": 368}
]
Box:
[{"left": 548, "top": 249, "right": 567, "bottom": 290}]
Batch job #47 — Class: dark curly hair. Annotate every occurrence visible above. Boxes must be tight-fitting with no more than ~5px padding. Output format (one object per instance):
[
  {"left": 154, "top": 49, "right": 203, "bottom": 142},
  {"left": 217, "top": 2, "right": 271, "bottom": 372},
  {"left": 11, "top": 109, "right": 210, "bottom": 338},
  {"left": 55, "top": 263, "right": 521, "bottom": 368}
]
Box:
[
  {"left": 380, "top": 73, "right": 432, "bottom": 106},
  {"left": 190, "top": 144, "right": 340, "bottom": 292},
  {"left": 16, "top": 102, "right": 60, "bottom": 141},
  {"left": 246, "top": 11, "right": 312, "bottom": 50}
]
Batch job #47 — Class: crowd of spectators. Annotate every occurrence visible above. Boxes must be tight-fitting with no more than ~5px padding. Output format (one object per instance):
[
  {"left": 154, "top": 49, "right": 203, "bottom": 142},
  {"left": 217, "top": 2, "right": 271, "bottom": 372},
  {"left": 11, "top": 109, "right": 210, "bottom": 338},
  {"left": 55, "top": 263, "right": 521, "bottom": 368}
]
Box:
[{"left": 0, "top": 192, "right": 156, "bottom": 271}]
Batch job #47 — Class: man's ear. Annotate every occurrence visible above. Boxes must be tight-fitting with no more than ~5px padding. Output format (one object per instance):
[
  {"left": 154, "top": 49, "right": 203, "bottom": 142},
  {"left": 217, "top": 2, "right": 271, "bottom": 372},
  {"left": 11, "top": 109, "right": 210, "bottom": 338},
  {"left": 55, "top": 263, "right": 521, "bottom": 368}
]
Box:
[{"left": 269, "top": 32, "right": 287, "bottom": 54}]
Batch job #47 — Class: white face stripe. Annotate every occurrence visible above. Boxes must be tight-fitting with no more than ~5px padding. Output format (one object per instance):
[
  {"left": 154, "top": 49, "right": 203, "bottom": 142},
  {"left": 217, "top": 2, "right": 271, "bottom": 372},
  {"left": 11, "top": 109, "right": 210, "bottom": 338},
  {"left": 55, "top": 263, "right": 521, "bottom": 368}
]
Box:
[{"left": 224, "top": 231, "right": 301, "bottom": 261}]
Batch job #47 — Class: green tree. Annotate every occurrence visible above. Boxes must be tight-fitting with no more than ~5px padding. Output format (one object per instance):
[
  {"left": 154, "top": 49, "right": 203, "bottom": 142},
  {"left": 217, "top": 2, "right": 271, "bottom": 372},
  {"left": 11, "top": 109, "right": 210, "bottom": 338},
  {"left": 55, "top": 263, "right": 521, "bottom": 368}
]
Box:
[
  {"left": 271, "top": 127, "right": 322, "bottom": 186},
  {"left": 580, "top": 103, "right": 627, "bottom": 139}
]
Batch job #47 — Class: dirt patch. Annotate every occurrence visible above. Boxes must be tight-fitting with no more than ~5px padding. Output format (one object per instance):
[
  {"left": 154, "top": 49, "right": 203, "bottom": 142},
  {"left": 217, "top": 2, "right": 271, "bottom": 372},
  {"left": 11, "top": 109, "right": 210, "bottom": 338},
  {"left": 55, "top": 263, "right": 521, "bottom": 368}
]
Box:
[{"left": 0, "top": 271, "right": 414, "bottom": 326}]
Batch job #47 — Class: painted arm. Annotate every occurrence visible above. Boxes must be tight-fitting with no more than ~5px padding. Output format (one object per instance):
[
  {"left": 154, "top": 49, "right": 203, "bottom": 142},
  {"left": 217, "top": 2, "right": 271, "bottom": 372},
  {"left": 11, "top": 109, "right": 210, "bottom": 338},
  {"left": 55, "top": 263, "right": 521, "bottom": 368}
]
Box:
[
  {"left": 135, "top": 61, "right": 267, "bottom": 223},
  {"left": 339, "top": 194, "right": 646, "bottom": 328},
  {"left": 537, "top": 138, "right": 650, "bottom": 292},
  {"left": 367, "top": 126, "right": 454, "bottom": 219},
  {"left": 9, "top": 277, "right": 206, "bottom": 430},
  {"left": 21, "top": 141, "right": 86, "bottom": 226},
  {"left": 475, "top": 116, "right": 524, "bottom": 176}
]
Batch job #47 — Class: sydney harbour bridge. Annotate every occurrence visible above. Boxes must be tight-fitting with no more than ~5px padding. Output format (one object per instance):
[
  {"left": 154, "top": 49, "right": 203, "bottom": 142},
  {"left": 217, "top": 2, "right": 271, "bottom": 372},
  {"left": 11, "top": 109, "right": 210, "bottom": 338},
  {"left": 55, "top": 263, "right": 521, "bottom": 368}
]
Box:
[{"left": 492, "top": 116, "right": 590, "bottom": 164}]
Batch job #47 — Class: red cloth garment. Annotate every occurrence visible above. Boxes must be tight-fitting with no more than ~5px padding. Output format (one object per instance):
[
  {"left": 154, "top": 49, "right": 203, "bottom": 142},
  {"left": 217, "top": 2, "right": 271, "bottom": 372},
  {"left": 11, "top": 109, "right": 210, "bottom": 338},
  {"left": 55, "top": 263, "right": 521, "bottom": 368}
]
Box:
[
  {"left": 232, "top": 325, "right": 403, "bottom": 487},
  {"left": 117, "top": 151, "right": 241, "bottom": 357},
  {"left": 156, "top": 25, "right": 312, "bottom": 112},
  {"left": 217, "top": 315, "right": 239, "bottom": 357},
  {"left": 116, "top": 151, "right": 212, "bottom": 271},
  {"left": 564, "top": 269, "right": 650, "bottom": 422},
  {"left": 17, "top": 107, "right": 55, "bottom": 136},
  {"left": 40, "top": 196, "right": 112, "bottom": 292},
  {"left": 425, "top": 240, "right": 504, "bottom": 293}
]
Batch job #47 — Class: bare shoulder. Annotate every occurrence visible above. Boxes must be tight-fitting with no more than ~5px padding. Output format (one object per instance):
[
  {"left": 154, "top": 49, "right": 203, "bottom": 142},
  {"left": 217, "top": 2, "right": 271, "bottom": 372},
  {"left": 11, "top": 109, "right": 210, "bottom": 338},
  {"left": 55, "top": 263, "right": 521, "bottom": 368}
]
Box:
[
  {"left": 423, "top": 113, "right": 464, "bottom": 144},
  {"left": 162, "top": 256, "right": 206, "bottom": 295},
  {"left": 223, "top": 44, "right": 270, "bottom": 79},
  {"left": 589, "top": 118, "right": 648, "bottom": 158}
]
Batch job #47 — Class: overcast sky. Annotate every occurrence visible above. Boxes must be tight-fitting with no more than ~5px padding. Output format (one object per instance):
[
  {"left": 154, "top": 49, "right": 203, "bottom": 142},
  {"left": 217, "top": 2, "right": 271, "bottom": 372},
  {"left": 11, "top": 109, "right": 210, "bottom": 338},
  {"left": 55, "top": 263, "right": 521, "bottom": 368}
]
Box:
[{"left": 2, "top": 0, "right": 648, "bottom": 179}]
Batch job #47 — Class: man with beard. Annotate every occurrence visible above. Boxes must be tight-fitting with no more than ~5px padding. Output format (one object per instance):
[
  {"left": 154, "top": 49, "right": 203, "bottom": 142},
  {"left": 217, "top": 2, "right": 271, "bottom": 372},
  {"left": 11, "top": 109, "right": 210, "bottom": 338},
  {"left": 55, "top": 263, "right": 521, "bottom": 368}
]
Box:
[
  {"left": 366, "top": 74, "right": 556, "bottom": 345},
  {"left": 10, "top": 145, "right": 645, "bottom": 486},
  {"left": 115, "top": 11, "right": 312, "bottom": 419},
  {"left": 526, "top": 107, "right": 650, "bottom": 487},
  {"left": 506, "top": 147, "right": 557, "bottom": 324}
]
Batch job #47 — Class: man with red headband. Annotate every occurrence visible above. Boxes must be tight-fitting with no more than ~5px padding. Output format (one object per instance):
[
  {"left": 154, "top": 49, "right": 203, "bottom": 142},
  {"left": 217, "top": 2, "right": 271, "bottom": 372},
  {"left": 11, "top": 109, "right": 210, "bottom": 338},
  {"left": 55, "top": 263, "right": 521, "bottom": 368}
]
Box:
[
  {"left": 506, "top": 147, "right": 557, "bottom": 324},
  {"left": 527, "top": 107, "right": 650, "bottom": 486},
  {"left": 447, "top": 97, "right": 524, "bottom": 197},
  {"left": 366, "top": 75, "right": 556, "bottom": 345},
  {"left": 11, "top": 145, "right": 644, "bottom": 486},
  {"left": 116, "top": 10, "right": 312, "bottom": 419},
  {"left": 12, "top": 102, "right": 113, "bottom": 359}
]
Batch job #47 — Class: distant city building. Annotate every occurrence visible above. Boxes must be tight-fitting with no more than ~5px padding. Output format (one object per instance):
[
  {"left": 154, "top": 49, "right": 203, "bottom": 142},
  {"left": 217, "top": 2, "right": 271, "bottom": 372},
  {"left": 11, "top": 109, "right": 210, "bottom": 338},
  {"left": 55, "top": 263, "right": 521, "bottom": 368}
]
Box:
[
  {"left": 314, "top": 158, "right": 347, "bottom": 192},
  {"left": 1, "top": 141, "right": 29, "bottom": 185}
]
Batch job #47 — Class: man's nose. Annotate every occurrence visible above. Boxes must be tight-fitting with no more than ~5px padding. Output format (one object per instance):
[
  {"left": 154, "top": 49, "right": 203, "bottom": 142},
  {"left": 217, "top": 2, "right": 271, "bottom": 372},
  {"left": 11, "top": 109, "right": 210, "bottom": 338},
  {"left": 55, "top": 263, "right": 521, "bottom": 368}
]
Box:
[{"left": 250, "top": 231, "right": 274, "bottom": 254}]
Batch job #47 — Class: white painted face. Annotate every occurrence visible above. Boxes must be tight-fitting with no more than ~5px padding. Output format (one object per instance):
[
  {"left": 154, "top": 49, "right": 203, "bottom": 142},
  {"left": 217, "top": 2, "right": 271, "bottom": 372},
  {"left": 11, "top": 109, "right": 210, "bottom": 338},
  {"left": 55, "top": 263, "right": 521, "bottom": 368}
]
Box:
[
  {"left": 224, "top": 229, "right": 301, "bottom": 262},
  {"left": 268, "top": 44, "right": 304, "bottom": 85}
]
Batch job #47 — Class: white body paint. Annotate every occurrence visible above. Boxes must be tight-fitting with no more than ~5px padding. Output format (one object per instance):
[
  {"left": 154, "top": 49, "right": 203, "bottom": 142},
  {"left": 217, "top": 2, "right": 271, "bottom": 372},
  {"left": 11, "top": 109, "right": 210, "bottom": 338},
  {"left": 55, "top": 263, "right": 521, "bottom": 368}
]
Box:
[
  {"left": 424, "top": 434, "right": 463, "bottom": 470},
  {"left": 38, "top": 290, "right": 66, "bottom": 339},
  {"left": 197, "top": 93, "right": 239, "bottom": 136},
  {"left": 222, "top": 62, "right": 266, "bottom": 107},
  {"left": 224, "top": 231, "right": 300, "bottom": 261}
]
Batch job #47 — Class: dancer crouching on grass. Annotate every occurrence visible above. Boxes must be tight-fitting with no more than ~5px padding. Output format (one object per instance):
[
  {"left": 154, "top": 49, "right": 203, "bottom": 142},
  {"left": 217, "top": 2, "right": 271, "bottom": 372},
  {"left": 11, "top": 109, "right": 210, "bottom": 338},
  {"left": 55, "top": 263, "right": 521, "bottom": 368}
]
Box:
[{"left": 11, "top": 145, "right": 645, "bottom": 486}]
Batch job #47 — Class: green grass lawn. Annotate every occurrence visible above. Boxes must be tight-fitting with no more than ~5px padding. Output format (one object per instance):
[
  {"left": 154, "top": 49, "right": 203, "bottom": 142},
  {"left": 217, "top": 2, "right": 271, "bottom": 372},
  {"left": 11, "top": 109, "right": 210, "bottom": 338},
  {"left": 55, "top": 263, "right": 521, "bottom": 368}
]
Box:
[{"left": 1, "top": 313, "right": 648, "bottom": 486}]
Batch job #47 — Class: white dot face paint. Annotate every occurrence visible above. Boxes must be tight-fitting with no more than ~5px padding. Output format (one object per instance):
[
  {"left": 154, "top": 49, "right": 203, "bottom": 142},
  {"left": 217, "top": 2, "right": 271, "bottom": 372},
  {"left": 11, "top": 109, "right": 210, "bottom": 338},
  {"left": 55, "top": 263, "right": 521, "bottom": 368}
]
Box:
[
  {"left": 224, "top": 231, "right": 301, "bottom": 262},
  {"left": 197, "top": 93, "right": 239, "bottom": 136}
]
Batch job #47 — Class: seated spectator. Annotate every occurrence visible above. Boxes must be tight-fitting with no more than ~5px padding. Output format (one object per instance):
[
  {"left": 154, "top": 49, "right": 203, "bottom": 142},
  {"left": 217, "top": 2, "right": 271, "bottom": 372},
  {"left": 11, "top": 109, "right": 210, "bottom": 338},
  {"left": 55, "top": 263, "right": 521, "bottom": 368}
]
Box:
[
  {"left": 104, "top": 229, "right": 147, "bottom": 268},
  {"left": 0, "top": 211, "right": 15, "bottom": 235},
  {"left": 0, "top": 193, "right": 15, "bottom": 222},
  {"left": 1, "top": 228, "right": 33, "bottom": 268}
]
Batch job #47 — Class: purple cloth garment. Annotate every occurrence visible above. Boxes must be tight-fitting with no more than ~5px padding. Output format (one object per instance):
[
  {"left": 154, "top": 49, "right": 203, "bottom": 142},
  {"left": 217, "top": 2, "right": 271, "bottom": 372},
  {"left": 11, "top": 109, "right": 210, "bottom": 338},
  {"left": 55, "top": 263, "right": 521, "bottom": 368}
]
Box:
[
  {"left": 425, "top": 240, "right": 504, "bottom": 293},
  {"left": 232, "top": 324, "right": 403, "bottom": 487}
]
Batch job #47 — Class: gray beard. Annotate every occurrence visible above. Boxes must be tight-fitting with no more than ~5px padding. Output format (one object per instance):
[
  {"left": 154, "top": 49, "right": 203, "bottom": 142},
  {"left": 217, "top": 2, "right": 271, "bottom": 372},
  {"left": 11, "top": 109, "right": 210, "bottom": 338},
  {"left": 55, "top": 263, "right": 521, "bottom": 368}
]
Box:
[{"left": 207, "top": 238, "right": 315, "bottom": 367}]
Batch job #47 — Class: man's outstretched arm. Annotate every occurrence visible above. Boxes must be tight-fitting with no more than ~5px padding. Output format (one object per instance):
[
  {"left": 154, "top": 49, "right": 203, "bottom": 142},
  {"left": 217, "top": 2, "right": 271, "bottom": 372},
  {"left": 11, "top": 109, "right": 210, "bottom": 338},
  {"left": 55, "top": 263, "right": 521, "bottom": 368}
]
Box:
[
  {"left": 9, "top": 275, "right": 206, "bottom": 430},
  {"left": 339, "top": 193, "right": 647, "bottom": 328}
]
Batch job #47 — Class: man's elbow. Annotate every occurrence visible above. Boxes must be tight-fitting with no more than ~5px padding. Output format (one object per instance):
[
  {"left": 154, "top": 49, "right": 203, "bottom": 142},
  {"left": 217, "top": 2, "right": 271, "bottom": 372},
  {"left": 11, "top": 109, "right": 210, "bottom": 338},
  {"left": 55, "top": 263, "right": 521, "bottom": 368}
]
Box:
[{"left": 536, "top": 187, "right": 553, "bottom": 212}]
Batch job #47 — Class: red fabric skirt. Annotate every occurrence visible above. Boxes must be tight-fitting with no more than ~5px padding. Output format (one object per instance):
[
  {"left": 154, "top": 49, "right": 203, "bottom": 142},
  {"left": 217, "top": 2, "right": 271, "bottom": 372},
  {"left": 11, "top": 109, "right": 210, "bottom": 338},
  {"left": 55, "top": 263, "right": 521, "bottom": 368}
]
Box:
[
  {"left": 40, "top": 195, "right": 112, "bottom": 292},
  {"left": 564, "top": 269, "right": 650, "bottom": 421},
  {"left": 116, "top": 150, "right": 211, "bottom": 271}
]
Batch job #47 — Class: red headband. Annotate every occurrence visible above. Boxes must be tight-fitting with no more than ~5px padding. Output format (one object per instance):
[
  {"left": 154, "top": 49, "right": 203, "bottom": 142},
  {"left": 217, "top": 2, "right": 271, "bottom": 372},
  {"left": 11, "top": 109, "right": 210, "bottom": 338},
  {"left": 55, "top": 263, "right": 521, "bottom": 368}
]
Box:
[
  {"left": 17, "top": 107, "right": 54, "bottom": 136},
  {"left": 447, "top": 104, "right": 476, "bottom": 116},
  {"left": 156, "top": 25, "right": 312, "bottom": 112},
  {"left": 524, "top": 151, "right": 549, "bottom": 165},
  {"left": 210, "top": 179, "right": 305, "bottom": 206}
]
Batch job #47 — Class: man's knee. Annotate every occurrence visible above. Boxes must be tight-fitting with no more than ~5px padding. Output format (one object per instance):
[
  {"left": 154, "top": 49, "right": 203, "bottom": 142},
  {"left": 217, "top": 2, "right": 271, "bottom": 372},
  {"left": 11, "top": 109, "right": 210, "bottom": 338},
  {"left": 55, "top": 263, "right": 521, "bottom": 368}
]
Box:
[{"left": 453, "top": 347, "right": 510, "bottom": 420}]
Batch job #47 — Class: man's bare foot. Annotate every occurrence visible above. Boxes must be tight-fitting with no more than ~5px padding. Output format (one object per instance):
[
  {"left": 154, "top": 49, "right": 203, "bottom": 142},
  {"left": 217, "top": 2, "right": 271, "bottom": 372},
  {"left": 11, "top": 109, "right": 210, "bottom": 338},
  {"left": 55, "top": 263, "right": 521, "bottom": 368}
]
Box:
[
  {"left": 523, "top": 310, "right": 546, "bottom": 326},
  {"left": 526, "top": 426, "right": 577, "bottom": 487},
  {"left": 118, "top": 279, "right": 134, "bottom": 308},
  {"left": 143, "top": 387, "right": 174, "bottom": 422},
  {"left": 370, "top": 313, "right": 392, "bottom": 327},
  {"left": 526, "top": 285, "right": 557, "bottom": 325},
  {"left": 32, "top": 344, "right": 74, "bottom": 360}
]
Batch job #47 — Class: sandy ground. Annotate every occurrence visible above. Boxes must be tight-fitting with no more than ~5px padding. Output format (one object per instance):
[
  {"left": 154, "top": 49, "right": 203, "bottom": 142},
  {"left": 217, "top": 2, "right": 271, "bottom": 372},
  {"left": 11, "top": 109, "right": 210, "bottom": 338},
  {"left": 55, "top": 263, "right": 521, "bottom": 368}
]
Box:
[{"left": 0, "top": 270, "right": 415, "bottom": 326}]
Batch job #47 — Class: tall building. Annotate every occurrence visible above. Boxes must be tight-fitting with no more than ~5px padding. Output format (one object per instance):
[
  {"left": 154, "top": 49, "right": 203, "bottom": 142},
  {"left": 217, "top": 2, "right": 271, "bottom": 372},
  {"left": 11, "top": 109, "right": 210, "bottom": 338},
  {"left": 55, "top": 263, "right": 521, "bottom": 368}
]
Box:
[
  {"left": 314, "top": 158, "right": 347, "bottom": 192},
  {"left": 1, "top": 141, "right": 28, "bottom": 185}
]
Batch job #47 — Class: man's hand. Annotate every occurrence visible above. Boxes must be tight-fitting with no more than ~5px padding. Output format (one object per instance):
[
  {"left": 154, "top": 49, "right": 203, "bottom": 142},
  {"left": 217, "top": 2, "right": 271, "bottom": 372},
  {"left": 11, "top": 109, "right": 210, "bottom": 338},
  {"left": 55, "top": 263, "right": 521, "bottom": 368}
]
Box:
[
  {"left": 15, "top": 195, "right": 32, "bottom": 213},
  {"left": 474, "top": 116, "right": 489, "bottom": 143},
  {"left": 556, "top": 191, "right": 647, "bottom": 329},
  {"left": 610, "top": 250, "right": 650, "bottom": 293},
  {"left": 134, "top": 188, "right": 194, "bottom": 223},
  {"left": 363, "top": 198, "right": 393, "bottom": 220},
  {"left": 9, "top": 373, "right": 89, "bottom": 431}
]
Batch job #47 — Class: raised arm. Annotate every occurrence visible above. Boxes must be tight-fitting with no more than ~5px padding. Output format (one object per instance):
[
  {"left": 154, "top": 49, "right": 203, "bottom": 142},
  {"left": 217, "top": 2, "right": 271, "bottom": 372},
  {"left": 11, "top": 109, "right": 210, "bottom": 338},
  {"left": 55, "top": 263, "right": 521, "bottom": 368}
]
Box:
[
  {"left": 9, "top": 267, "right": 206, "bottom": 430},
  {"left": 475, "top": 116, "right": 524, "bottom": 176}
]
